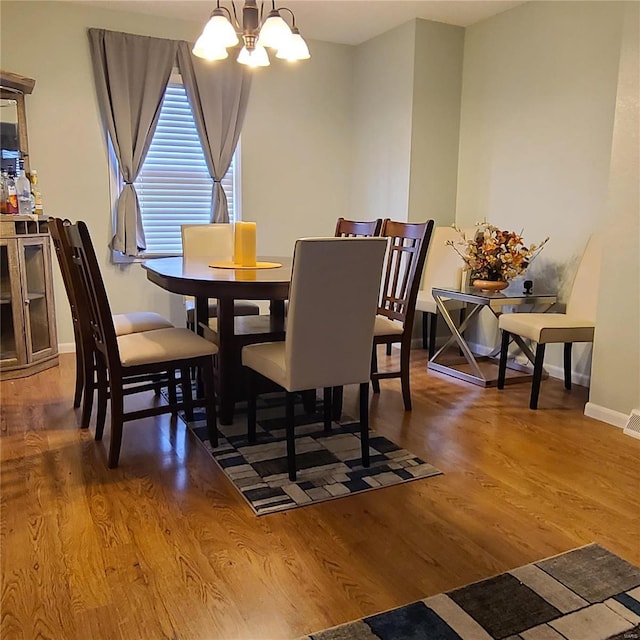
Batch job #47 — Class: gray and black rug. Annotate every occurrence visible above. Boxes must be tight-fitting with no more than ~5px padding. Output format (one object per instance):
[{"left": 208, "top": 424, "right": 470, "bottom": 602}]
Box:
[
  {"left": 299, "top": 544, "right": 640, "bottom": 640},
  {"left": 181, "top": 393, "right": 441, "bottom": 515}
]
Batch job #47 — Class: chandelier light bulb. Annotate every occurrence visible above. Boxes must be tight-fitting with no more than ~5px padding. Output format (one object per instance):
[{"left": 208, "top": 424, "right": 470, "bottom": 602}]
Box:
[
  {"left": 204, "top": 12, "right": 240, "bottom": 47},
  {"left": 237, "top": 44, "right": 270, "bottom": 67},
  {"left": 256, "top": 11, "right": 292, "bottom": 49},
  {"left": 192, "top": 34, "right": 230, "bottom": 61},
  {"left": 275, "top": 28, "right": 310, "bottom": 61}
]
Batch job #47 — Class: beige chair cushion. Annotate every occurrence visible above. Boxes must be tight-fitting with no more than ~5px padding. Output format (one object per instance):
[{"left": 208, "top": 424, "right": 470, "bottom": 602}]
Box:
[
  {"left": 241, "top": 342, "right": 287, "bottom": 389},
  {"left": 113, "top": 312, "right": 174, "bottom": 336},
  {"left": 184, "top": 298, "right": 260, "bottom": 323},
  {"left": 499, "top": 313, "right": 595, "bottom": 344},
  {"left": 373, "top": 315, "right": 404, "bottom": 337},
  {"left": 118, "top": 328, "right": 217, "bottom": 367}
]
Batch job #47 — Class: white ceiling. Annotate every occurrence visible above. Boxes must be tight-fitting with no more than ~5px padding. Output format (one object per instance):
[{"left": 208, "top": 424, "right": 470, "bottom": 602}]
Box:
[{"left": 74, "top": 0, "right": 526, "bottom": 46}]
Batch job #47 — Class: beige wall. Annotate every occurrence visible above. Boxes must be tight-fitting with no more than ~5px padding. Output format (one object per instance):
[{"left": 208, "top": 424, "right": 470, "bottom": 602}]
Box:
[
  {"left": 455, "top": 1, "right": 626, "bottom": 381},
  {"left": 350, "top": 21, "right": 415, "bottom": 221},
  {"left": 587, "top": 2, "right": 640, "bottom": 421},
  {"left": 409, "top": 19, "right": 464, "bottom": 226},
  {"left": 0, "top": 1, "right": 355, "bottom": 344}
]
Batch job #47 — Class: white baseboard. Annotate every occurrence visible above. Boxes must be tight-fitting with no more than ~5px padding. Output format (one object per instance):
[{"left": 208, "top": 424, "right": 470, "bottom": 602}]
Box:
[
  {"left": 584, "top": 403, "right": 628, "bottom": 429},
  {"left": 58, "top": 342, "right": 76, "bottom": 354}
]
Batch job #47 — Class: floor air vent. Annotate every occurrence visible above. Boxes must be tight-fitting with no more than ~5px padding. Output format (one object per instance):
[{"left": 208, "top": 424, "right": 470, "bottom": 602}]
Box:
[{"left": 623, "top": 409, "right": 640, "bottom": 440}]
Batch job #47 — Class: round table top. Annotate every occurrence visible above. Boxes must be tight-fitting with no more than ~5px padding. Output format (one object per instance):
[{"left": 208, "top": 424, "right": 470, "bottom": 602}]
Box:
[{"left": 142, "top": 256, "right": 292, "bottom": 299}]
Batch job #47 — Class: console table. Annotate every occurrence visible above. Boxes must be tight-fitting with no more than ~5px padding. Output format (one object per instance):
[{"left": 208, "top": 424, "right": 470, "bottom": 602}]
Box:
[{"left": 429, "top": 285, "right": 556, "bottom": 387}]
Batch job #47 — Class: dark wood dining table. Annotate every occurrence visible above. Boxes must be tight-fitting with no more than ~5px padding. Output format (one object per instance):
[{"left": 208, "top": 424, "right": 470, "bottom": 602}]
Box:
[{"left": 142, "top": 256, "right": 292, "bottom": 424}]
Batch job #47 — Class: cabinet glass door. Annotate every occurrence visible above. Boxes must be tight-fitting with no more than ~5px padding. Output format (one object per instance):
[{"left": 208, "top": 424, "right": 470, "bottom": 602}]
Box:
[
  {"left": 21, "top": 239, "right": 52, "bottom": 357},
  {"left": 0, "top": 243, "right": 17, "bottom": 363}
]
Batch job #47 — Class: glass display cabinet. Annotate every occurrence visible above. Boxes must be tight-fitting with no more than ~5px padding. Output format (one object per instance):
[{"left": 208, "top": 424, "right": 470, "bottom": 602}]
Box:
[{"left": 0, "top": 71, "right": 58, "bottom": 379}]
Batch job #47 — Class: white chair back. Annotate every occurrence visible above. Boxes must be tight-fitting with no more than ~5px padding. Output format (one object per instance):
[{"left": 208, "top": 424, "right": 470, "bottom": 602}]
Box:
[
  {"left": 285, "top": 237, "right": 388, "bottom": 392},
  {"left": 566, "top": 234, "right": 603, "bottom": 321},
  {"left": 420, "top": 226, "right": 466, "bottom": 293},
  {"left": 181, "top": 224, "right": 234, "bottom": 263}
]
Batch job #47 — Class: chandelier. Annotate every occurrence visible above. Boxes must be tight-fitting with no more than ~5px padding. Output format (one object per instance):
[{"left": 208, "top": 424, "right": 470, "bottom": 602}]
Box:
[{"left": 193, "top": 0, "right": 311, "bottom": 67}]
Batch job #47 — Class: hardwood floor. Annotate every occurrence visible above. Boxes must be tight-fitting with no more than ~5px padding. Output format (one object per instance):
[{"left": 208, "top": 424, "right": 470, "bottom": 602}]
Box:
[{"left": 1, "top": 350, "right": 638, "bottom": 639}]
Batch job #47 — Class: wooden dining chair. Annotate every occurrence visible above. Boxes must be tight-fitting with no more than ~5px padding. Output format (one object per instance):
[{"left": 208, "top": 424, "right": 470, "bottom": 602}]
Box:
[
  {"left": 334, "top": 217, "right": 383, "bottom": 238},
  {"left": 242, "top": 237, "right": 388, "bottom": 481},
  {"left": 64, "top": 220, "right": 219, "bottom": 468},
  {"left": 49, "top": 218, "right": 174, "bottom": 427},
  {"left": 371, "top": 218, "right": 434, "bottom": 410},
  {"left": 497, "top": 234, "right": 602, "bottom": 409},
  {"left": 181, "top": 224, "right": 260, "bottom": 330}
]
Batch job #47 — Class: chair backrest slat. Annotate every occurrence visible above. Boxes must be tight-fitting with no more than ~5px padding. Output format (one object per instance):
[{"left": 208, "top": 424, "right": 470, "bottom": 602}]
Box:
[
  {"left": 334, "top": 218, "right": 382, "bottom": 238},
  {"left": 378, "top": 219, "right": 434, "bottom": 324},
  {"left": 284, "top": 237, "right": 388, "bottom": 391}
]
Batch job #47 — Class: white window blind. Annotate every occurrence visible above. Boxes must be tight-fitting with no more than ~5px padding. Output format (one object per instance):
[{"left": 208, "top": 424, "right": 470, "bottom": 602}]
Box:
[{"left": 135, "top": 82, "right": 237, "bottom": 256}]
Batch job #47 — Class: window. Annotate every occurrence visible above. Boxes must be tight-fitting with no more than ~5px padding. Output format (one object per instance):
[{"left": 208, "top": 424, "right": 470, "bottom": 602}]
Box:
[{"left": 134, "top": 81, "right": 239, "bottom": 256}]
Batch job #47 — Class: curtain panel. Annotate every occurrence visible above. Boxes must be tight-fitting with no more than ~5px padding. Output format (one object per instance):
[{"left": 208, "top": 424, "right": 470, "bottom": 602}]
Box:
[
  {"left": 176, "top": 42, "right": 252, "bottom": 223},
  {"left": 88, "top": 29, "right": 252, "bottom": 256}
]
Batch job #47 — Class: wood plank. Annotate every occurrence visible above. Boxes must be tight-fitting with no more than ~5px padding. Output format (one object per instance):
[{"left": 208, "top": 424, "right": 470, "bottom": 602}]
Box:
[{"left": 1, "top": 351, "right": 638, "bottom": 639}]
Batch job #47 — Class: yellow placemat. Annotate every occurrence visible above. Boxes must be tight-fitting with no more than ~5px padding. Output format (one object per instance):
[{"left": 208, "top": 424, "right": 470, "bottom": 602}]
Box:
[{"left": 209, "top": 261, "right": 282, "bottom": 270}]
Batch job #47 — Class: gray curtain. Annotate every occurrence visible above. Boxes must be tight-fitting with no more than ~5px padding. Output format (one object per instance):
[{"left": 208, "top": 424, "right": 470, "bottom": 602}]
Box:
[
  {"left": 88, "top": 29, "right": 177, "bottom": 255},
  {"left": 177, "top": 41, "right": 252, "bottom": 223}
]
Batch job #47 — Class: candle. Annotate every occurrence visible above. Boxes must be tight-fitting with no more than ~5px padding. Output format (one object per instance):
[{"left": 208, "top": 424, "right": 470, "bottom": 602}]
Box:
[{"left": 234, "top": 221, "right": 257, "bottom": 267}]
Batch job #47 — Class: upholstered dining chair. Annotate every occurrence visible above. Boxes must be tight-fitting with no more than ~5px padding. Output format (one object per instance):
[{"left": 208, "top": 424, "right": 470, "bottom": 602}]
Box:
[
  {"left": 49, "top": 218, "right": 174, "bottom": 427},
  {"left": 65, "top": 220, "right": 219, "bottom": 468},
  {"left": 242, "top": 237, "right": 388, "bottom": 481},
  {"left": 371, "top": 219, "right": 434, "bottom": 410},
  {"left": 497, "top": 234, "right": 602, "bottom": 409},
  {"left": 181, "top": 223, "right": 260, "bottom": 330},
  {"left": 415, "top": 226, "right": 468, "bottom": 359}
]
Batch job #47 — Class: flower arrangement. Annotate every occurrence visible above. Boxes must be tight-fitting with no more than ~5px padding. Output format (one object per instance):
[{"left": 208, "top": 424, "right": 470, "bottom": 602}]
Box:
[{"left": 448, "top": 222, "right": 549, "bottom": 283}]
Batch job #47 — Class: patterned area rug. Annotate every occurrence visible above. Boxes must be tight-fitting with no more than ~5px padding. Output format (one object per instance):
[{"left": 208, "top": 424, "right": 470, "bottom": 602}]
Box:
[
  {"left": 299, "top": 544, "right": 640, "bottom": 640},
  {"left": 181, "top": 393, "right": 441, "bottom": 515}
]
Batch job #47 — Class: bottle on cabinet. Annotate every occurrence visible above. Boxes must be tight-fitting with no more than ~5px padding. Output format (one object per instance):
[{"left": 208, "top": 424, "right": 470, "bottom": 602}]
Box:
[
  {"left": 0, "top": 170, "right": 7, "bottom": 214},
  {"left": 15, "top": 159, "right": 31, "bottom": 215},
  {"left": 5, "top": 168, "right": 18, "bottom": 215},
  {"left": 30, "top": 169, "right": 43, "bottom": 216}
]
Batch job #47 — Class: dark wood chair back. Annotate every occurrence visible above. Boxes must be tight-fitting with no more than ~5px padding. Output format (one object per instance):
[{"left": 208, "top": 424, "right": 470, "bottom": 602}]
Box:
[
  {"left": 378, "top": 219, "right": 434, "bottom": 327},
  {"left": 334, "top": 217, "right": 382, "bottom": 237}
]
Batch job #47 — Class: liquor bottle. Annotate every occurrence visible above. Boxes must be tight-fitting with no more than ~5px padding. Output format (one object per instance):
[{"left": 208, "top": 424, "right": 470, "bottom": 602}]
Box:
[
  {"left": 30, "top": 169, "right": 43, "bottom": 216},
  {"left": 15, "top": 159, "right": 32, "bottom": 215},
  {"left": 0, "top": 170, "right": 7, "bottom": 214},
  {"left": 6, "top": 168, "right": 18, "bottom": 215}
]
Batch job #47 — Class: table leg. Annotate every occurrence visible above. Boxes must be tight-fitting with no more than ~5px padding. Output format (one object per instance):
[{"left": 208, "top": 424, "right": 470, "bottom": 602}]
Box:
[
  {"left": 217, "top": 297, "right": 236, "bottom": 425},
  {"left": 194, "top": 296, "right": 208, "bottom": 336}
]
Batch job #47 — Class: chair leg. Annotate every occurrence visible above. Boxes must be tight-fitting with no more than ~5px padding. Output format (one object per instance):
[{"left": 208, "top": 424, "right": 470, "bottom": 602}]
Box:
[
  {"left": 422, "top": 312, "right": 428, "bottom": 350},
  {"left": 497, "top": 330, "right": 510, "bottom": 390},
  {"left": 80, "top": 348, "right": 95, "bottom": 429},
  {"left": 530, "top": 343, "right": 546, "bottom": 410},
  {"left": 168, "top": 369, "right": 177, "bottom": 416},
  {"left": 286, "top": 391, "right": 297, "bottom": 482},
  {"left": 323, "top": 387, "right": 332, "bottom": 432},
  {"left": 428, "top": 312, "right": 437, "bottom": 360},
  {"left": 247, "top": 369, "right": 257, "bottom": 444},
  {"left": 201, "top": 359, "right": 218, "bottom": 448},
  {"left": 359, "top": 382, "right": 370, "bottom": 467},
  {"left": 371, "top": 347, "right": 380, "bottom": 394},
  {"left": 564, "top": 343, "right": 572, "bottom": 390},
  {"left": 331, "top": 386, "right": 343, "bottom": 421},
  {"left": 73, "top": 331, "right": 84, "bottom": 409},
  {"left": 95, "top": 360, "right": 108, "bottom": 440},
  {"left": 107, "top": 380, "right": 124, "bottom": 469},
  {"left": 181, "top": 367, "right": 194, "bottom": 422},
  {"left": 400, "top": 340, "right": 412, "bottom": 411}
]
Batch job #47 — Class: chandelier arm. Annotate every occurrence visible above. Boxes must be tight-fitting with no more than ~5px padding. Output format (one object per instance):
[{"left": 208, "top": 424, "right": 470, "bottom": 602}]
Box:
[
  {"left": 277, "top": 7, "right": 297, "bottom": 29},
  {"left": 229, "top": 1, "right": 242, "bottom": 32}
]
